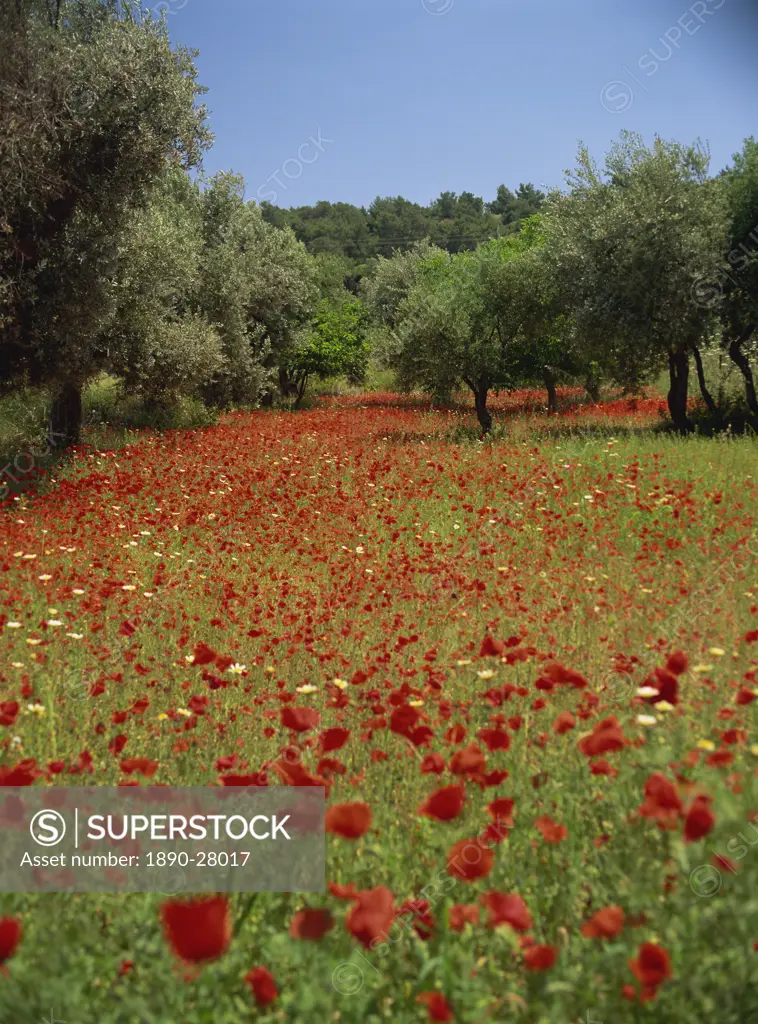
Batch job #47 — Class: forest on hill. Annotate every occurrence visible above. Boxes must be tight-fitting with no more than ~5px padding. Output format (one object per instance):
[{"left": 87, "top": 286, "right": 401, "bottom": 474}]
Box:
[{"left": 259, "top": 183, "right": 546, "bottom": 277}]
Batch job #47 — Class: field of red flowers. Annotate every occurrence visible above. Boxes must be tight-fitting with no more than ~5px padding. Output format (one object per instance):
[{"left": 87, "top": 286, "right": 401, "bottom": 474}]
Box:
[{"left": 1, "top": 391, "right": 757, "bottom": 1023}]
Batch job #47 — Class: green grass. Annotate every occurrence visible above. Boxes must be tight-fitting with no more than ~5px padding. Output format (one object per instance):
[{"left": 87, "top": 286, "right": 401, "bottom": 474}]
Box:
[{"left": 0, "top": 394, "right": 757, "bottom": 1022}]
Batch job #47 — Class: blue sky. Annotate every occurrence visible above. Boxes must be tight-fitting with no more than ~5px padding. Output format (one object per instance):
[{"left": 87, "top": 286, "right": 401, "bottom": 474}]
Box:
[{"left": 158, "top": 0, "right": 757, "bottom": 209}]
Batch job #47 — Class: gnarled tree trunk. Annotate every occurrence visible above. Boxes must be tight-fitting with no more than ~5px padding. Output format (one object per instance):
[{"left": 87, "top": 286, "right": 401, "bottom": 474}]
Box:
[
  {"left": 584, "top": 370, "right": 601, "bottom": 403},
  {"left": 691, "top": 344, "right": 717, "bottom": 415},
  {"left": 467, "top": 375, "right": 491, "bottom": 434},
  {"left": 667, "top": 348, "right": 691, "bottom": 433},
  {"left": 48, "top": 380, "right": 82, "bottom": 450},
  {"left": 727, "top": 324, "right": 757, "bottom": 418}
]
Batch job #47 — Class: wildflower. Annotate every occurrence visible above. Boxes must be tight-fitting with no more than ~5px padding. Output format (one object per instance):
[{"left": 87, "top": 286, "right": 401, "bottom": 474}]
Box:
[
  {"left": 26, "top": 704, "right": 45, "bottom": 716},
  {"left": 345, "top": 887, "right": 394, "bottom": 948},
  {"left": 296, "top": 683, "right": 317, "bottom": 694},
  {"left": 418, "top": 785, "right": 465, "bottom": 822},
  {"left": 245, "top": 966, "right": 278, "bottom": 1006},
  {"left": 0, "top": 918, "right": 22, "bottom": 964},
  {"left": 696, "top": 739, "right": 715, "bottom": 751},
  {"left": 281, "top": 707, "right": 320, "bottom": 732},
  {"left": 477, "top": 669, "right": 495, "bottom": 680},
  {"left": 325, "top": 802, "right": 372, "bottom": 839},
  {"left": 481, "top": 891, "right": 531, "bottom": 931},
  {"left": 331, "top": 678, "right": 348, "bottom": 689},
  {"left": 417, "top": 992, "right": 454, "bottom": 1022},
  {"left": 228, "top": 663, "right": 247, "bottom": 675},
  {"left": 447, "top": 838, "right": 494, "bottom": 882},
  {"left": 290, "top": 908, "right": 334, "bottom": 941},
  {"left": 582, "top": 905, "right": 625, "bottom": 939},
  {"left": 636, "top": 686, "right": 660, "bottom": 698},
  {"left": 636, "top": 715, "right": 657, "bottom": 726},
  {"left": 523, "top": 945, "right": 557, "bottom": 971},
  {"left": 160, "top": 896, "right": 231, "bottom": 964},
  {"left": 629, "top": 941, "right": 672, "bottom": 989},
  {"left": 684, "top": 797, "right": 715, "bottom": 842}
]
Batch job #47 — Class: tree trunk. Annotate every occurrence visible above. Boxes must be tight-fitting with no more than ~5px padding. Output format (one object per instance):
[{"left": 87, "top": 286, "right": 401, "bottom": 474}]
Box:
[
  {"left": 584, "top": 369, "right": 601, "bottom": 403},
  {"left": 666, "top": 348, "right": 691, "bottom": 433},
  {"left": 48, "top": 380, "right": 83, "bottom": 450},
  {"left": 727, "top": 325, "right": 758, "bottom": 418},
  {"left": 543, "top": 367, "right": 557, "bottom": 415},
  {"left": 691, "top": 344, "right": 717, "bottom": 415},
  {"left": 293, "top": 375, "right": 308, "bottom": 409},
  {"left": 472, "top": 383, "right": 492, "bottom": 434},
  {"left": 278, "top": 366, "right": 298, "bottom": 398}
]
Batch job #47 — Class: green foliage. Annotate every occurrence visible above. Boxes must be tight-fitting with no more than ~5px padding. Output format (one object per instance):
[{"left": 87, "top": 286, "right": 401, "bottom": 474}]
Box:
[
  {"left": 286, "top": 298, "right": 371, "bottom": 403},
  {"left": 542, "top": 133, "right": 730, "bottom": 378},
  {"left": 260, "top": 183, "right": 543, "bottom": 275},
  {"left": 0, "top": 0, "right": 211, "bottom": 392}
]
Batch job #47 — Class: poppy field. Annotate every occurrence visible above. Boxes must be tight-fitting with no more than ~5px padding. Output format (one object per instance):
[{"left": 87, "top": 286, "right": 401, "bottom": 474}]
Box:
[{"left": 1, "top": 391, "right": 758, "bottom": 1023}]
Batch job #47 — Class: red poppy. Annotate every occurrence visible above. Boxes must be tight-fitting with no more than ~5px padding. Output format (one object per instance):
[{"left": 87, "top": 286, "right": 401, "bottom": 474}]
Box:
[
  {"left": 683, "top": 796, "right": 715, "bottom": 842},
  {"left": 665, "top": 650, "right": 688, "bottom": 675},
  {"left": 589, "top": 758, "right": 618, "bottom": 777},
  {"left": 449, "top": 744, "right": 486, "bottom": 776},
  {"left": 629, "top": 942, "right": 672, "bottom": 988},
  {"left": 328, "top": 880, "right": 358, "bottom": 900},
  {"left": 541, "top": 662, "right": 588, "bottom": 688},
  {"left": 0, "top": 702, "right": 19, "bottom": 728},
  {"left": 320, "top": 727, "right": 350, "bottom": 752},
  {"left": 418, "top": 785, "right": 465, "bottom": 821},
  {"left": 446, "top": 838, "right": 494, "bottom": 881},
  {"left": 581, "top": 905, "right": 625, "bottom": 939},
  {"left": 345, "top": 886, "right": 395, "bottom": 948},
  {"left": 397, "top": 898, "right": 435, "bottom": 940},
  {"left": 448, "top": 903, "right": 480, "bottom": 932},
  {"left": 487, "top": 797, "right": 514, "bottom": 824},
  {"left": 190, "top": 641, "right": 217, "bottom": 666},
  {"left": 578, "top": 717, "right": 626, "bottom": 757},
  {"left": 417, "top": 991, "right": 455, "bottom": 1021},
  {"left": 0, "top": 917, "right": 22, "bottom": 964},
  {"left": 245, "top": 965, "right": 278, "bottom": 1006},
  {"left": 420, "top": 752, "right": 446, "bottom": 774},
  {"left": 160, "top": 896, "right": 231, "bottom": 964},
  {"left": 0, "top": 762, "right": 38, "bottom": 786},
  {"left": 638, "top": 772, "right": 683, "bottom": 826},
  {"left": 646, "top": 667, "right": 679, "bottom": 706},
  {"left": 553, "top": 710, "right": 575, "bottom": 734},
  {"left": 705, "top": 748, "right": 734, "bottom": 768},
  {"left": 290, "top": 908, "right": 334, "bottom": 941},
  {"left": 523, "top": 944, "right": 557, "bottom": 970},
  {"left": 534, "top": 815, "right": 568, "bottom": 843},
  {"left": 325, "top": 801, "right": 372, "bottom": 838},
  {"left": 481, "top": 891, "right": 532, "bottom": 932},
  {"left": 476, "top": 727, "right": 510, "bottom": 752},
  {"left": 120, "top": 757, "right": 159, "bottom": 778},
  {"left": 479, "top": 635, "right": 506, "bottom": 657},
  {"left": 219, "top": 772, "right": 268, "bottom": 787},
  {"left": 281, "top": 706, "right": 320, "bottom": 732}
]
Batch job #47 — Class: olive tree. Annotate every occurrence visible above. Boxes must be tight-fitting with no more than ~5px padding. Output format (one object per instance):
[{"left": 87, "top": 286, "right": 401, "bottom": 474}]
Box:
[
  {"left": 0, "top": 0, "right": 211, "bottom": 446},
  {"left": 541, "top": 132, "right": 730, "bottom": 432}
]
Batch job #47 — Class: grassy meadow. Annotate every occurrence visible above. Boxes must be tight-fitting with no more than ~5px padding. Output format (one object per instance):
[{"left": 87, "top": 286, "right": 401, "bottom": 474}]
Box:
[{"left": 0, "top": 389, "right": 757, "bottom": 1022}]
